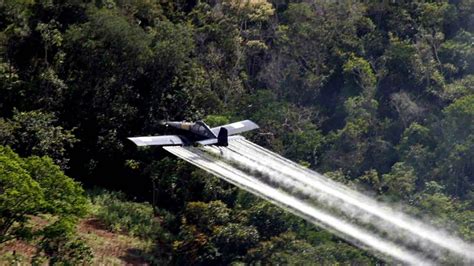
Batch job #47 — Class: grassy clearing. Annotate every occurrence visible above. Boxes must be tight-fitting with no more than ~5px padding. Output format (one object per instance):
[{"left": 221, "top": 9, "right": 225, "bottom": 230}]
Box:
[
  {"left": 77, "top": 218, "right": 153, "bottom": 265},
  {"left": 0, "top": 190, "right": 158, "bottom": 265},
  {"left": 0, "top": 217, "right": 153, "bottom": 265}
]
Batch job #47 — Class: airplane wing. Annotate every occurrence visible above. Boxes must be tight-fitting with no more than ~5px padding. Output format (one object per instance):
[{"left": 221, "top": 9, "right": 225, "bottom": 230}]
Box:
[
  {"left": 211, "top": 120, "right": 259, "bottom": 136},
  {"left": 128, "top": 135, "right": 183, "bottom": 146}
]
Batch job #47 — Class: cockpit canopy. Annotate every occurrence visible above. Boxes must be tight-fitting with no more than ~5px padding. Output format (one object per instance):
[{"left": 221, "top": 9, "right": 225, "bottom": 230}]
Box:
[{"left": 191, "top": 121, "right": 216, "bottom": 138}]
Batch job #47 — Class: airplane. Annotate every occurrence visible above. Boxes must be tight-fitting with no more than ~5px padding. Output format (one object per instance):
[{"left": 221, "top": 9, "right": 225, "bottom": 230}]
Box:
[{"left": 128, "top": 120, "right": 259, "bottom": 147}]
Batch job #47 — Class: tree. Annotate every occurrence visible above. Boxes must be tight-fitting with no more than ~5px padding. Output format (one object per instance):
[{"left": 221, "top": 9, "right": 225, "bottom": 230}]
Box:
[
  {"left": 238, "top": 90, "right": 324, "bottom": 166},
  {"left": 211, "top": 223, "right": 259, "bottom": 263},
  {"left": 416, "top": 182, "right": 455, "bottom": 222},
  {"left": 440, "top": 30, "right": 474, "bottom": 78},
  {"left": 1, "top": 0, "right": 473, "bottom": 263},
  {"left": 322, "top": 95, "right": 380, "bottom": 176},
  {"left": 245, "top": 232, "right": 319, "bottom": 264},
  {"left": 245, "top": 231, "right": 374, "bottom": 265},
  {"left": 381, "top": 162, "right": 417, "bottom": 200},
  {"left": 342, "top": 53, "right": 377, "bottom": 98},
  {"left": 398, "top": 122, "right": 436, "bottom": 182},
  {"left": 322, "top": 53, "right": 394, "bottom": 177},
  {"left": 247, "top": 201, "right": 292, "bottom": 239},
  {"left": 260, "top": 2, "right": 365, "bottom": 105},
  {"left": 0, "top": 146, "right": 90, "bottom": 261},
  {"left": 34, "top": 217, "right": 93, "bottom": 265},
  {"left": 435, "top": 95, "right": 474, "bottom": 197},
  {"left": 24, "top": 156, "right": 88, "bottom": 217},
  {"left": 0, "top": 146, "right": 43, "bottom": 244},
  {"left": 381, "top": 35, "right": 424, "bottom": 92},
  {"left": 390, "top": 91, "right": 425, "bottom": 128},
  {"left": 184, "top": 201, "right": 231, "bottom": 233},
  {"left": 0, "top": 110, "right": 77, "bottom": 169}
]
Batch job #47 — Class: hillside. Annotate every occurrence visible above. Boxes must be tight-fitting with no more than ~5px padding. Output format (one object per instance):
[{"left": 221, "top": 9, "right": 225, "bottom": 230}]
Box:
[
  {"left": 0, "top": 217, "right": 152, "bottom": 265},
  {"left": 0, "top": 191, "right": 155, "bottom": 265},
  {"left": 0, "top": 0, "right": 473, "bottom": 264}
]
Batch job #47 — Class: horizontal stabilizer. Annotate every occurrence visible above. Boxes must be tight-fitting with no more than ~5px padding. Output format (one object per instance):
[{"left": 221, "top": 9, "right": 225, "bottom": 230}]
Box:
[
  {"left": 211, "top": 120, "right": 259, "bottom": 136},
  {"left": 128, "top": 135, "right": 183, "bottom": 146},
  {"left": 197, "top": 138, "right": 218, "bottom": 146}
]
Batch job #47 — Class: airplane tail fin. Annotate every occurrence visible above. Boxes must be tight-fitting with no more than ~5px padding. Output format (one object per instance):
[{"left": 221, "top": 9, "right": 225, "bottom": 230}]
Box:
[{"left": 217, "top": 127, "right": 228, "bottom": 146}]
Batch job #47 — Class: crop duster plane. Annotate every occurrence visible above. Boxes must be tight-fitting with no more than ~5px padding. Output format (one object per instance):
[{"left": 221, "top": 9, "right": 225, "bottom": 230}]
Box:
[{"left": 128, "top": 120, "right": 259, "bottom": 147}]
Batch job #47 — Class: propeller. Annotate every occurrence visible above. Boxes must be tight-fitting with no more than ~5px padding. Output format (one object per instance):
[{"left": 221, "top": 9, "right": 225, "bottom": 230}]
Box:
[{"left": 158, "top": 120, "right": 169, "bottom": 127}]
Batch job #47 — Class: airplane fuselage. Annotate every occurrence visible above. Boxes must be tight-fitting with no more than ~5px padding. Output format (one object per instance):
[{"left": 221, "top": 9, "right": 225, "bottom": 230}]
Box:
[
  {"left": 165, "top": 121, "right": 217, "bottom": 144},
  {"left": 128, "top": 119, "right": 258, "bottom": 147}
]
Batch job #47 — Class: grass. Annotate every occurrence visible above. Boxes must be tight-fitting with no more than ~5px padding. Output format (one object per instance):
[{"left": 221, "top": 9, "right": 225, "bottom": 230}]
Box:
[
  {"left": 0, "top": 190, "right": 159, "bottom": 265},
  {"left": 0, "top": 217, "right": 154, "bottom": 265},
  {"left": 77, "top": 218, "right": 154, "bottom": 265}
]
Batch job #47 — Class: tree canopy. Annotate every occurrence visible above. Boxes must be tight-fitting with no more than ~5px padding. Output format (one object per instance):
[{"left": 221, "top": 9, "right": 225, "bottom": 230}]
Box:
[{"left": 1, "top": 0, "right": 473, "bottom": 264}]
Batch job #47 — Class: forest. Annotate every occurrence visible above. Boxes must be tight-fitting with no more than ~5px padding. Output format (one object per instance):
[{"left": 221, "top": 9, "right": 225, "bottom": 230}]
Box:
[{"left": 0, "top": 0, "right": 473, "bottom": 264}]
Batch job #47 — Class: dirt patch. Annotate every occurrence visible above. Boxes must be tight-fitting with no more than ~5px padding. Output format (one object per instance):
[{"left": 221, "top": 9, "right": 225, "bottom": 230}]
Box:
[
  {"left": 78, "top": 218, "right": 115, "bottom": 238},
  {"left": 0, "top": 215, "right": 48, "bottom": 259},
  {"left": 0, "top": 240, "right": 37, "bottom": 258}
]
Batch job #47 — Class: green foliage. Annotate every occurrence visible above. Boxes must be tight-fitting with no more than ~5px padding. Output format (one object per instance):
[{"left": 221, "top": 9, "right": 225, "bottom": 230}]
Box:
[
  {"left": 443, "top": 94, "right": 474, "bottom": 141},
  {"left": 35, "top": 218, "right": 93, "bottom": 265},
  {"left": 323, "top": 95, "right": 381, "bottom": 175},
  {"left": 435, "top": 95, "right": 474, "bottom": 196},
  {"left": 343, "top": 53, "right": 376, "bottom": 96},
  {"left": 356, "top": 169, "right": 381, "bottom": 192},
  {"left": 441, "top": 74, "right": 474, "bottom": 101},
  {"left": 91, "top": 190, "right": 166, "bottom": 239},
  {"left": 24, "top": 156, "right": 89, "bottom": 216},
  {"left": 1, "top": 0, "right": 474, "bottom": 263},
  {"left": 0, "top": 111, "right": 77, "bottom": 168},
  {"left": 0, "top": 145, "right": 89, "bottom": 240},
  {"left": 382, "top": 162, "right": 417, "bottom": 200},
  {"left": 262, "top": 2, "right": 364, "bottom": 105},
  {"left": 324, "top": 169, "right": 351, "bottom": 185},
  {"left": 245, "top": 232, "right": 318, "bottom": 264},
  {"left": 204, "top": 115, "right": 230, "bottom": 128},
  {"left": 212, "top": 223, "right": 259, "bottom": 262},
  {"left": 184, "top": 201, "right": 231, "bottom": 232},
  {"left": 146, "top": 158, "right": 236, "bottom": 212},
  {"left": 245, "top": 231, "right": 374, "bottom": 265},
  {"left": 247, "top": 201, "right": 292, "bottom": 239},
  {"left": 0, "top": 146, "right": 90, "bottom": 262},
  {"left": 239, "top": 90, "right": 324, "bottom": 166},
  {"left": 399, "top": 122, "right": 434, "bottom": 152},
  {"left": 172, "top": 223, "right": 215, "bottom": 265},
  {"left": 383, "top": 35, "right": 422, "bottom": 86},
  {"left": 0, "top": 146, "right": 43, "bottom": 243},
  {"left": 440, "top": 30, "right": 474, "bottom": 77}
]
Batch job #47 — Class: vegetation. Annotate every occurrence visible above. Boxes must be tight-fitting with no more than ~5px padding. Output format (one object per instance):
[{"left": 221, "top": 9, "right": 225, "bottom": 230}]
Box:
[
  {"left": 0, "top": 0, "right": 473, "bottom": 264},
  {"left": 90, "top": 189, "right": 170, "bottom": 240},
  {"left": 0, "top": 146, "right": 90, "bottom": 263}
]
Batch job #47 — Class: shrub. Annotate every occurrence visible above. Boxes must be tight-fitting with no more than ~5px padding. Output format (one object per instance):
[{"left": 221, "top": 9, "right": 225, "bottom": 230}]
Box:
[
  {"left": 90, "top": 189, "right": 167, "bottom": 239},
  {"left": 35, "top": 218, "right": 93, "bottom": 265}
]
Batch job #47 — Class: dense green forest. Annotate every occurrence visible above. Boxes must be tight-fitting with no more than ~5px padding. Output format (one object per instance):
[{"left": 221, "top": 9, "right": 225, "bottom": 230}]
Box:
[{"left": 0, "top": 0, "right": 473, "bottom": 264}]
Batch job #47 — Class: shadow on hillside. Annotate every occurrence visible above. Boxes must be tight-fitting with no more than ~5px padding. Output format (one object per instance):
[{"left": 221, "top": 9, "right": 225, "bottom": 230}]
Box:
[{"left": 120, "top": 248, "right": 153, "bottom": 265}]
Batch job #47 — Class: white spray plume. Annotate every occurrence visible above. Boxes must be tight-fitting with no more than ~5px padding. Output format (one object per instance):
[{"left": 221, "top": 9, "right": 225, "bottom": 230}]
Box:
[
  {"left": 164, "top": 145, "right": 433, "bottom": 265},
  {"left": 225, "top": 139, "right": 474, "bottom": 262}
]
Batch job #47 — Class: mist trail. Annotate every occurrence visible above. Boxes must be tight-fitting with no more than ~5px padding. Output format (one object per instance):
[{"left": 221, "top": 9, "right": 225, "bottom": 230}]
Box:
[
  {"left": 203, "top": 143, "right": 448, "bottom": 261},
  {"left": 164, "top": 138, "right": 474, "bottom": 264},
  {"left": 164, "top": 145, "right": 431, "bottom": 265},
  {"left": 223, "top": 138, "right": 474, "bottom": 261}
]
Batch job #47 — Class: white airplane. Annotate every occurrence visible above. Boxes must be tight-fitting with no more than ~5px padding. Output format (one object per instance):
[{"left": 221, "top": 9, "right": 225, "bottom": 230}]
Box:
[{"left": 128, "top": 120, "right": 259, "bottom": 147}]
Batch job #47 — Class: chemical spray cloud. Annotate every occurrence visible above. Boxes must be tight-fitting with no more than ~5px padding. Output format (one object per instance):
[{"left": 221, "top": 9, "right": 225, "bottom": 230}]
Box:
[
  {"left": 164, "top": 138, "right": 474, "bottom": 265},
  {"left": 222, "top": 139, "right": 474, "bottom": 262},
  {"left": 164, "top": 146, "right": 430, "bottom": 265}
]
